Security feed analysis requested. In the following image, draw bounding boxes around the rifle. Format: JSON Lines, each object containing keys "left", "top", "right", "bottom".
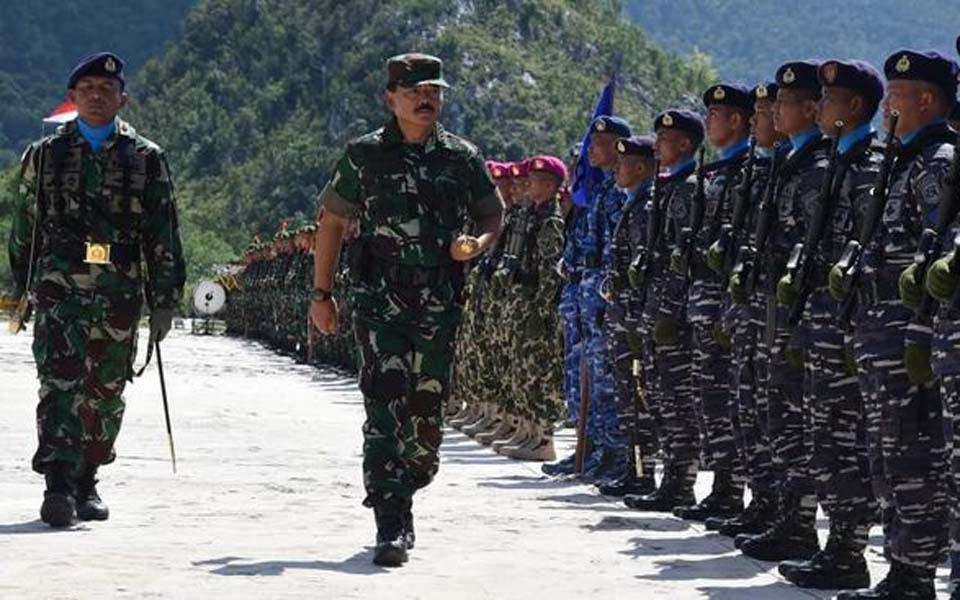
{"left": 627, "top": 161, "right": 662, "bottom": 295}
{"left": 913, "top": 127, "right": 960, "bottom": 324}
{"left": 498, "top": 200, "right": 535, "bottom": 283}
{"left": 835, "top": 112, "right": 900, "bottom": 325}
{"left": 744, "top": 142, "right": 786, "bottom": 297}
{"left": 10, "top": 144, "right": 45, "bottom": 335}
{"left": 784, "top": 121, "right": 845, "bottom": 326}
{"left": 672, "top": 146, "right": 707, "bottom": 286}
{"left": 717, "top": 139, "right": 758, "bottom": 281}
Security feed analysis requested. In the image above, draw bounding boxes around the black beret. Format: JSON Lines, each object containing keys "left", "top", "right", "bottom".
{"left": 702, "top": 83, "right": 754, "bottom": 115}
{"left": 818, "top": 59, "right": 885, "bottom": 108}
{"left": 68, "top": 52, "right": 125, "bottom": 90}
{"left": 884, "top": 49, "right": 960, "bottom": 98}
{"left": 776, "top": 60, "right": 822, "bottom": 93}
{"left": 654, "top": 109, "right": 705, "bottom": 147}
{"left": 591, "top": 115, "right": 632, "bottom": 138}
{"left": 616, "top": 135, "right": 655, "bottom": 158}
{"left": 751, "top": 81, "right": 779, "bottom": 102}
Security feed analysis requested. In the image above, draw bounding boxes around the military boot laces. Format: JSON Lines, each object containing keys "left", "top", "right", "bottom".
{"left": 373, "top": 499, "right": 409, "bottom": 567}
{"left": 75, "top": 465, "right": 110, "bottom": 522}
{"left": 40, "top": 462, "right": 77, "bottom": 528}
{"left": 738, "top": 496, "right": 818, "bottom": 561}
{"left": 778, "top": 526, "right": 869, "bottom": 590}
{"left": 673, "top": 470, "right": 743, "bottom": 522}
{"left": 835, "top": 561, "right": 936, "bottom": 600}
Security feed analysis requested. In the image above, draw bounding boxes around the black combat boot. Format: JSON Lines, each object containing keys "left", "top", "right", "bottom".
{"left": 541, "top": 452, "right": 577, "bottom": 477}
{"left": 778, "top": 522, "right": 869, "bottom": 590}
{"left": 597, "top": 470, "right": 656, "bottom": 497}
{"left": 40, "top": 462, "right": 77, "bottom": 528}
{"left": 673, "top": 470, "right": 743, "bottom": 522}
{"left": 583, "top": 448, "right": 626, "bottom": 483}
{"left": 707, "top": 491, "right": 777, "bottom": 535}
{"left": 835, "top": 561, "right": 935, "bottom": 600}
{"left": 623, "top": 466, "right": 695, "bottom": 512}
{"left": 373, "top": 498, "right": 408, "bottom": 567}
{"left": 75, "top": 464, "right": 110, "bottom": 521}
{"left": 738, "top": 493, "right": 818, "bottom": 561}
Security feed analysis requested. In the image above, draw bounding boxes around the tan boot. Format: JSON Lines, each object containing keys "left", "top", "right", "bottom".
{"left": 476, "top": 412, "right": 513, "bottom": 445}
{"left": 487, "top": 415, "right": 519, "bottom": 446}
{"left": 496, "top": 419, "right": 531, "bottom": 454}
{"left": 502, "top": 421, "right": 541, "bottom": 457}
{"left": 445, "top": 398, "right": 463, "bottom": 419}
{"left": 449, "top": 403, "right": 478, "bottom": 429}
{"left": 457, "top": 402, "right": 489, "bottom": 432}
{"left": 463, "top": 404, "right": 497, "bottom": 437}
{"left": 505, "top": 424, "right": 556, "bottom": 462}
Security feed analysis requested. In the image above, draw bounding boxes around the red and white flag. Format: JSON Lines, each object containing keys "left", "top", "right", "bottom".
{"left": 43, "top": 99, "right": 78, "bottom": 124}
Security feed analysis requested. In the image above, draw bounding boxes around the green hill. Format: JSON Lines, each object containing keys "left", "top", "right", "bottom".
{"left": 129, "top": 0, "right": 713, "bottom": 251}
{"left": 0, "top": 0, "right": 196, "bottom": 167}
{"left": 625, "top": 0, "right": 959, "bottom": 84}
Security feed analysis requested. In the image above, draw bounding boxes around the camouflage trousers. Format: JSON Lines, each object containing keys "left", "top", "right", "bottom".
{"left": 761, "top": 297, "right": 816, "bottom": 520}
{"left": 31, "top": 290, "right": 140, "bottom": 473}
{"left": 727, "top": 299, "right": 777, "bottom": 495}
{"left": 606, "top": 298, "right": 659, "bottom": 475}
{"left": 854, "top": 302, "right": 949, "bottom": 571}
{"left": 559, "top": 282, "right": 582, "bottom": 425}
{"left": 934, "top": 312, "right": 960, "bottom": 583}
{"left": 580, "top": 270, "right": 623, "bottom": 452}
{"left": 688, "top": 281, "right": 741, "bottom": 480}
{"left": 801, "top": 291, "right": 875, "bottom": 548}
{"left": 642, "top": 306, "right": 699, "bottom": 475}
{"left": 354, "top": 313, "right": 456, "bottom": 507}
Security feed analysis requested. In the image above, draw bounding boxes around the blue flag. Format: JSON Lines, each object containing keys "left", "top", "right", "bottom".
{"left": 570, "top": 79, "right": 615, "bottom": 208}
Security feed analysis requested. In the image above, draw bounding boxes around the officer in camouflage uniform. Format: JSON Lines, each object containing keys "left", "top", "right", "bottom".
{"left": 580, "top": 115, "right": 632, "bottom": 479}
{"left": 8, "top": 52, "right": 185, "bottom": 528}
{"left": 624, "top": 110, "right": 703, "bottom": 512}
{"left": 310, "top": 53, "right": 504, "bottom": 567}
{"left": 737, "top": 61, "right": 829, "bottom": 563}
{"left": 843, "top": 49, "right": 957, "bottom": 600}
{"left": 777, "top": 59, "right": 884, "bottom": 591}
{"left": 499, "top": 156, "right": 567, "bottom": 461}
{"left": 671, "top": 83, "right": 753, "bottom": 523}
{"left": 706, "top": 81, "right": 786, "bottom": 538}
{"left": 597, "top": 135, "right": 659, "bottom": 496}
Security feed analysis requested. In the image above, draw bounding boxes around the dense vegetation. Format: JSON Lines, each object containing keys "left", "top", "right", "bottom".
{"left": 625, "top": 0, "right": 959, "bottom": 83}
{"left": 2, "top": 0, "right": 715, "bottom": 300}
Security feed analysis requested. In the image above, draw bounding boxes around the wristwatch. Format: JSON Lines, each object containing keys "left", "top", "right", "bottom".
{"left": 311, "top": 288, "right": 333, "bottom": 303}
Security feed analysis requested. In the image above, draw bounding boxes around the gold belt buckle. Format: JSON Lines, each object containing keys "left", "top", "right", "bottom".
{"left": 84, "top": 242, "right": 112, "bottom": 265}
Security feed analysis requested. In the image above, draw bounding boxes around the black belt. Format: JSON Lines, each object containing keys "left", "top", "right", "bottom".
{"left": 45, "top": 240, "right": 141, "bottom": 265}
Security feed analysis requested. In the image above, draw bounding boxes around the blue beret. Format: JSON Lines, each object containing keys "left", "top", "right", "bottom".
{"left": 751, "top": 81, "right": 779, "bottom": 102}
{"left": 776, "top": 60, "right": 822, "bottom": 93}
{"left": 819, "top": 59, "right": 885, "bottom": 109}
{"left": 702, "top": 83, "right": 754, "bottom": 115}
{"left": 884, "top": 49, "right": 960, "bottom": 98}
{"left": 68, "top": 52, "right": 125, "bottom": 90}
{"left": 591, "top": 115, "right": 632, "bottom": 138}
{"left": 616, "top": 135, "right": 655, "bottom": 157}
{"left": 654, "top": 109, "right": 705, "bottom": 146}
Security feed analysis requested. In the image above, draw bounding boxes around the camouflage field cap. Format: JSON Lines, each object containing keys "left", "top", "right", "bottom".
{"left": 387, "top": 53, "right": 450, "bottom": 88}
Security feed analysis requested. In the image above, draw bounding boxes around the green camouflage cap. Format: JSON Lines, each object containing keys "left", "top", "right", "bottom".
{"left": 386, "top": 53, "right": 449, "bottom": 88}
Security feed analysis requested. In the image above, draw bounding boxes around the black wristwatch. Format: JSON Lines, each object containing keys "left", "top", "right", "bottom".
{"left": 311, "top": 288, "right": 333, "bottom": 303}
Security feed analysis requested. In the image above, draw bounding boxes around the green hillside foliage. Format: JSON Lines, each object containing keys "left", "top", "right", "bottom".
{"left": 0, "top": 0, "right": 196, "bottom": 167}
{"left": 625, "top": 0, "right": 959, "bottom": 83}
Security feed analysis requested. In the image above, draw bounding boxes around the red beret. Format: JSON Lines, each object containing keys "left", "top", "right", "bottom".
{"left": 525, "top": 155, "right": 568, "bottom": 181}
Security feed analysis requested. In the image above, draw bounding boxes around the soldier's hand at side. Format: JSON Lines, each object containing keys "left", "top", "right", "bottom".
{"left": 450, "top": 235, "right": 481, "bottom": 262}
{"left": 828, "top": 263, "right": 850, "bottom": 301}
{"left": 898, "top": 263, "right": 923, "bottom": 310}
{"left": 926, "top": 253, "right": 959, "bottom": 303}
{"left": 776, "top": 273, "right": 798, "bottom": 306}
{"left": 310, "top": 299, "right": 338, "bottom": 335}
{"left": 149, "top": 308, "right": 174, "bottom": 343}
{"left": 706, "top": 240, "right": 724, "bottom": 274}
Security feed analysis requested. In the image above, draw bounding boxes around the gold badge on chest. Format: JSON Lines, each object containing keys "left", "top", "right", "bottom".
{"left": 84, "top": 242, "right": 112, "bottom": 265}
